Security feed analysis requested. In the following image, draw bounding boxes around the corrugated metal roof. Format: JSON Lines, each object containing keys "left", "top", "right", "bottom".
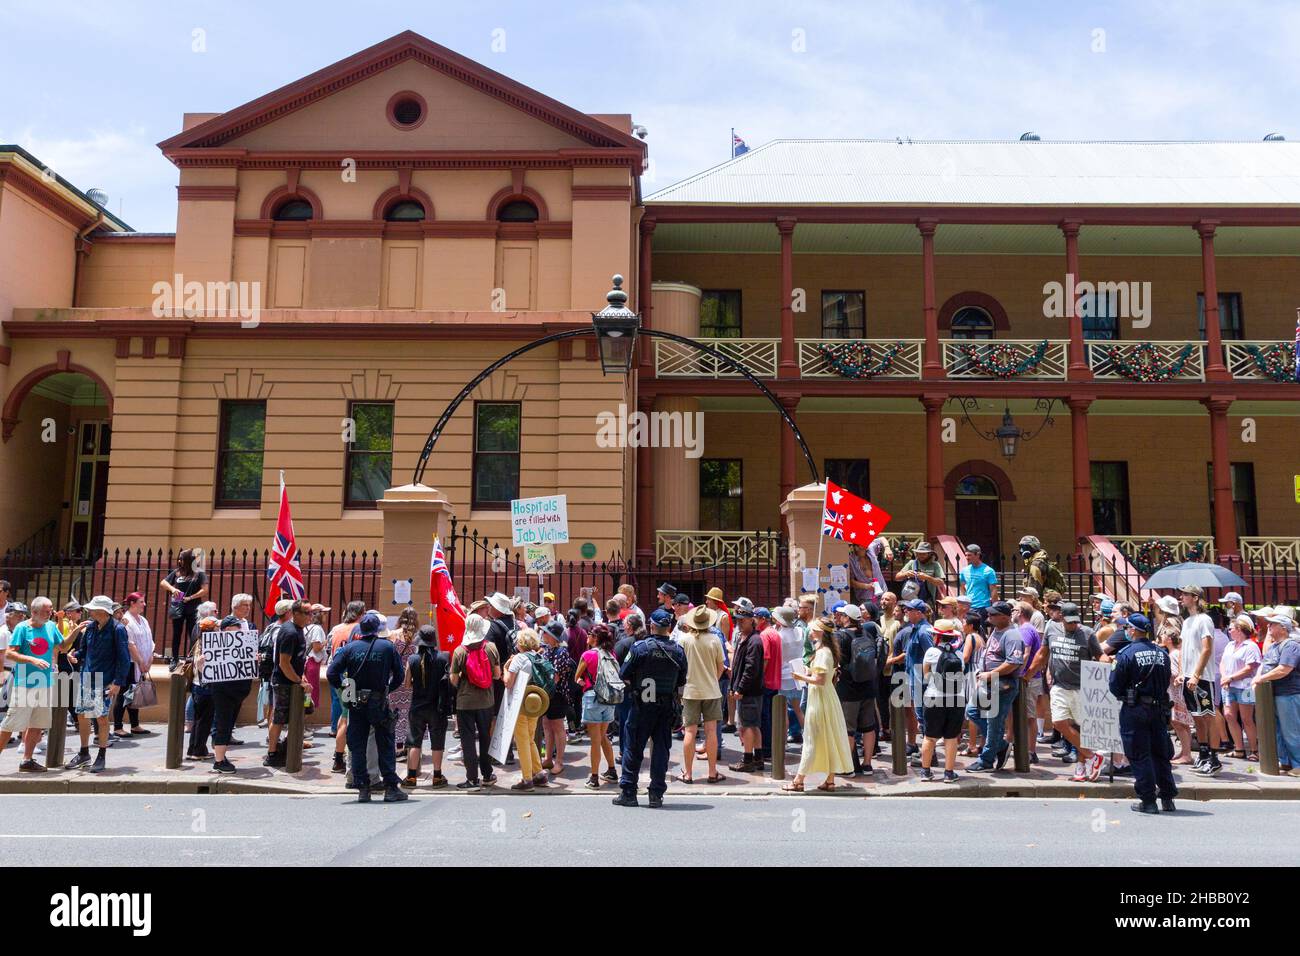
{"left": 646, "top": 139, "right": 1300, "bottom": 207}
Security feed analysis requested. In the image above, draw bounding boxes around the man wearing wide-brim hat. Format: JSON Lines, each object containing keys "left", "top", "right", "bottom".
{"left": 66, "top": 595, "right": 132, "bottom": 773}
{"left": 447, "top": 614, "right": 500, "bottom": 790}
{"left": 482, "top": 593, "right": 516, "bottom": 717}
{"left": 704, "top": 586, "right": 733, "bottom": 643}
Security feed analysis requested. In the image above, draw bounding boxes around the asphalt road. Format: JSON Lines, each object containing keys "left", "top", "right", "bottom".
{"left": 1, "top": 794, "right": 1295, "bottom": 866}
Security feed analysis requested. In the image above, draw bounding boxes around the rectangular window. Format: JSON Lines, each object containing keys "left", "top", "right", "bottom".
{"left": 824, "top": 458, "right": 870, "bottom": 501}
{"left": 472, "top": 402, "right": 521, "bottom": 510}
{"left": 699, "top": 290, "right": 742, "bottom": 338}
{"left": 1197, "top": 292, "right": 1244, "bottom": 341}
{"left": 821, "top": 290, "right": 866, "bottom": 338}
{"left": 216, "top": 401, "right": 266, "bottom": 508}
{"left": 700, "top": 458, "right": 743, "bottom": 532}
{"left": 1090, "top": 461, "right": 1131, "bottom": 536}
{"left": 344, "top": 402, "right": 394, "bottom": 508}
{"left": 1079, "top": 289, "right": 1120, "bottom": 340}
{"left": 1208, "top": 461, "right": 1259, "bottom": 538}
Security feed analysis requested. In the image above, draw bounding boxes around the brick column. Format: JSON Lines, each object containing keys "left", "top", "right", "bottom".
{"left": 922, "top": 394, "right": 946, "bottom": 538}
{"left": 1067, "top": 397, "right": 1094, "bottom": 543}
{"left": 1061, "top": 220, "right": 1092, "bottom": 379}
{"left": 1204, "top": 396, "right": 1239, "bottom": 558}
{"left": 777, "top": 217, "right": 799, "bottom": 379}
{"left": 1197, "top": 221, "right": 1231, "bottom": 382}
{"left": 637, "top": 216, "right": 655, "bottom": 375}
{"left": 635, "top": 393, "right": 654, "bottom": 561}
{"left": 919, "top": 220, "right": 944, "bottom": 379}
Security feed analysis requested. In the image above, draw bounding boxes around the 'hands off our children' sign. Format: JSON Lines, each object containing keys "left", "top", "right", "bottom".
{"left": 511, "top": 495, "right": 569, "bottom": 546}
{"left": 199, "top": 630, "right": 259, "bottom": 684}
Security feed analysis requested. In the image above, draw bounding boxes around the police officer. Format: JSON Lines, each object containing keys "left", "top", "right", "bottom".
{"left": 613, "top": 608, "right": 687, "bottom": 808}
{"left": 327, "top": 611, "right": 408, "bottom": 803}
{"left": 1108, "top": 613, "right": 1177, "bottom": 814}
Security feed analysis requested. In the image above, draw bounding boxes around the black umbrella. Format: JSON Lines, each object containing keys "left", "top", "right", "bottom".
{"left": 1143, "top": 562, "right": 1246, "bottom": 592}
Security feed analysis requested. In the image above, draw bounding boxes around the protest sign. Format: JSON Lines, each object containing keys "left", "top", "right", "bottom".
{"left": 511, "top": 495, "right": 569, "bottom": 546}
{"left": 1080, "top": 660, "right": 1123, "bottom": 754}
{"left": 199, "top": 630, "right": 258, "bottom": 684}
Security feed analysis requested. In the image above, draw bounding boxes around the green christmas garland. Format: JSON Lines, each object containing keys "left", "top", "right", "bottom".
{"left": 1108, "top": 342, "right": 1194, "bottom": 382}
{"left": 1244, "top": 342, "right": 1297, "bottom": 383}
{"left": 1131, "top": 538, "right": 1207, "bottom": 575}
{"left": 959, "top": 339, "right": 1050, "bottom": 379}
{"left": 818, "top": 341, "right": 905, "bottom": 379}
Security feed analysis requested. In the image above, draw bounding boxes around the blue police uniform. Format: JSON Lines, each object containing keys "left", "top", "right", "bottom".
{"left": 616, "top": 630, "right": 687, "bottom": 805}
{"left": 327, "top": 630, "right": 404, "bottom": 794}
{"left": 1108, "top": 624, "right": 1177, "bottom": 810}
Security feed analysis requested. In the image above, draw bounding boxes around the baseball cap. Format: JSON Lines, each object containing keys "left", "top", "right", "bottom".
{"left": 1221, "top": 592, "right": 1244, "bottom": 605}
{"left": 1128, "top": 613, "right": 1152, "bottom": 634}
{"left": 672, "top": 592, "right": 692, "bottom": 606}
{"left": 836, "top": 604, "right": 862, "bottom": 621}
{"left": 753, "top": 607, "right": 772, "bottom": 620}
{"left": 1059, "top": 601, "right": 1082, "bottom": 623}
{"left": 275, "top": 598, "right": 294, "bottom": 616}
{"left": 219, "top": 614, "right": 242, "bottom": 629}
{"left": 542, "top": 591, "right": 556, "bottom": 602}
{"left": 648, "top": 608, "right": 675, "bottom": 628}
{"left": 989, "top": 600, "right": 1014, "bottom": 617}
{"left": 1179, "top": 585, "right": 1205, "bottom": 598}
{"left": 358, "top": 611, "right": 385, "bottom": 637}
{"left": 1100, "top": 599, "right": 1115, "bottom": 615}
{"left": 732, "top": 597, "right": 755, "bottom": 614}
{"left": 828, "top": 599, "right": 847, "bottom": 614}
{"left": 903, "top": 598, "right": 929, "bottom": 612}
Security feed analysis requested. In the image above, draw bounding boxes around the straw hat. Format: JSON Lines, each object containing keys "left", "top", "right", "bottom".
{"left": 522, "top": 684, "right": 550, "bottom": 718}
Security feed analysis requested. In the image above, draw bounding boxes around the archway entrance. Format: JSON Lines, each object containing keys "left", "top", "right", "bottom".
{"left": 1, "top": 367, "right": 113, "bottom": 557}
{"left": 954, "top": 474, "right": 1001, "bottom": 560}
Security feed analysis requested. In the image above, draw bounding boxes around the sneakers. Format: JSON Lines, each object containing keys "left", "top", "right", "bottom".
{"left": 993, "top": 744, "right": 1011, "bottom": 771}
{"left": 331, "top": 753, "right": 346, "bottom": 774}
{"left": 1086, "top": 752, "right": 1106, "bottom": 782}
{"left": 455, "top": 779, "right": 481, "bottom": 792}
{"left": 210, "top": 759, "right": 237, "bottom": 775}
{"left": 584, "top": 774, "right": 600, "bottom": 790}
{"left": 481, "top": 774, "right": 498, "bottom": 787}
{"left": 18, "top": 759, "right": 46, "bottom": 773}
{"left": 383, "top": 786, "right": 409, "bottom": 803}
{"left": 1071, "top": 762, "right": 1088, "bottom": 782}
{"left": 509, "top": 780, "right": 534, "bottom": 792}
{"left": 1130, "top": 800, "right": 1159, "bottom": 814}
{"left": 966, "top": 761, "right": 994, "bottom": 773}
{"left": 942, "top": 770, "right": 959, "bottom": 783}
{"left": 919, "top": 767, "right": 935, "bottom": 782}
{"left": 429, "top": 773, "right": 448, "bottom": 789}
{"left": 611, "top": 791, "right": 639, "bottom": 807}
{"left": 401, "top": 774, "right": 419, "bottom": 789}
{"left": 262, "top": 751, "right": 286, "bottom": 768}
{"left": 89, "top": 752, "right": 106, "bottom": 774}
{"left": 601, "top": 768, "right": 618, "bottom": 782}
{"left": 66, "top": 752, "right": 92, "bottom": 770}
{"left": 1194, "top": 756, "right": 1223, "bottom": 776}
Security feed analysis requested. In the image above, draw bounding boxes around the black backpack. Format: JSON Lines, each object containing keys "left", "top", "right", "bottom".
{"left": 257, "top": 622, "right": 282, "bottom": 681}
{"left": 931, "top": 641, "right": 965, "bottom": 704}
{"left": 849, "top": 631, "right": 878, "bottom": 684}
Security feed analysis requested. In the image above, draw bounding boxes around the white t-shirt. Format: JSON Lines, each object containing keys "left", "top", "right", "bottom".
{"left": 305, "top": 623, "right": 328, "bottom": 663}
{"left": 777, "top": 624, "right": 803, "bottom": 691}
{"left": 1180, "top": 612, "right": 1216, "bottom": 681}
{"left": 123, "top": 612, "right": 154, "bottom": 680}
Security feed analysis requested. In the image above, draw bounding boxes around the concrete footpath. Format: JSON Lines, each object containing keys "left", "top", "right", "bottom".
{"left": 2, "top": 718, "right": 1298, "bottom": 800}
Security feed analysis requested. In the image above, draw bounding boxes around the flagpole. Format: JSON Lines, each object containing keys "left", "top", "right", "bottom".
{"left": 813, "top": 482, "right": 827, "bottom": 612}
{"left": 730, "top": 127, "right": 735, "bottom": 160}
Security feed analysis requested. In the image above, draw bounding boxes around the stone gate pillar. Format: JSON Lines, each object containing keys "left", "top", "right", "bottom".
{"left": 377, "top": 483, "right": 455, "bottom": 617}
{"left": 779, "top": 482, "right": 846, "bottom": 608}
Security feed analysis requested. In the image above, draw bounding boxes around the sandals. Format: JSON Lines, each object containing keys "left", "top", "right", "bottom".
{"left": 781, "top": 782, "right": 804, "bottom": 792}
{"left": 816, "top": 781, "right": 838, "bottom": 792}
{"left": 1231, "top": 750, "right": 1247, "bottom": 759}
{"left": 675, "top": 771, "right": 694, "bottom": 784}
{"left": 706, "top": 773, "right": 727, "bottom": 784}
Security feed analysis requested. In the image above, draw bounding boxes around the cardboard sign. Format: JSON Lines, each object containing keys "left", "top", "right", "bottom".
{"left": 511, "top": 495, "right": 569, "bottom": 546}
{"left": 525, "top": 543, "right": 555, "bottom": 575}
{"left": 489, "top": 656, "right": 531, "bottom": 763}
{"left": 199, "top": 630, "right": 258, "bottom": 684}
{"left": 1080, "top": 660, "right": 1124, "bottom": 754}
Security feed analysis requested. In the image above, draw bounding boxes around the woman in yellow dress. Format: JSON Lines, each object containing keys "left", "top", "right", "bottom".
{"left": 785, "top": 618, "right": 854, "bottom": 791}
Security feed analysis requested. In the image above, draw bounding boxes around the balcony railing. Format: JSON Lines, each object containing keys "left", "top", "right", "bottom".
{"left": 941, "top": 339, "right": 1068, "bottom": 380}
{"left": 653, "top": 338, "right": 779, "bottom": 379}
{"left": 1086, "top": 340, "right": 1205, "bottom": 381}
{"left": 798, "top": 339, "right": 923, "bottom": 379}
{"left": 655, "top": 530, "right": 782, "bottom": 565}
{"left": 1223, "top": 341, "right": 1298, "bottom": 382}
{"left": 1110, "top": 535, "right": 1216, "bottom": 572}
{"left": 1239, "top": 537, "right": 1300, "bottom": 570}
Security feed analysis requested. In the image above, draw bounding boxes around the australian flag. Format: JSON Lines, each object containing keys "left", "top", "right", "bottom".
{"left": 732, "top": 130, "right": 749, "bottom": 158}
{"left": 264, "top": 471, "right": 306, "bottom": 615}
{"left": 821, "top": 479, "right": 892, "bottom": 545}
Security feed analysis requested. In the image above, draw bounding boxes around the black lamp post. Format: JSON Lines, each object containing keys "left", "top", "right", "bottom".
{"left": 952, "top": 397, "right": 1057, "bottom": 462}
{"left": 591, "top": 274, "right": 640, "bottom": 375}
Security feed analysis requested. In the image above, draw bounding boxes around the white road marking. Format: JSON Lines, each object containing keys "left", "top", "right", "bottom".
{"left": 0, "top": 834, "right": 261, "bottom": 840}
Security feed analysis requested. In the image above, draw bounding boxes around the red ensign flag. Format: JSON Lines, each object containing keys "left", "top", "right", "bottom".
{"left": 821, "top": 479, "right": 892, "bottom": 546}
{"left": 429, "top": 537, "right": 467, "bottom": 652}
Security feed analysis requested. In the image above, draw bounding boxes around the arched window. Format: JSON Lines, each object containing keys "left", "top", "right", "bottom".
{"left": 384, "top": 200, "right": 426, "bottom": 222}
{"left": 272, "top": 198, "right": 314, "bottom": 221}
{"left": 950, "top": 306, "right": 995, "bottom": 340}
{"left": 955, "top": 474, "right": 999, "bottom": 498}
{"left": 497, "top": 200, "right": 539, "bottom": 223}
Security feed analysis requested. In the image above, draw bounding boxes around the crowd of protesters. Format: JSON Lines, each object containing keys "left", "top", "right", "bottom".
{"left": 3, "top": 537, "right": 1300, "bottom": 803}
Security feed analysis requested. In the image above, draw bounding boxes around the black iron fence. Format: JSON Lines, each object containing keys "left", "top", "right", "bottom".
{"left": 0, "top": 547, "right": 381, "bottom": 635}
{"left": 443, "top": 521, "right": 790, "bottom": 613}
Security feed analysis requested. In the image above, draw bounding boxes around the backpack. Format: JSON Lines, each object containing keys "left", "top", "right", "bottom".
{"left": 849, "top": 631, "right": 878, "bottom": 684}
{"left": 525, "top": 651, "right": 556, "bottom": 696}
{"left": 464, "top": 643, "right": 493, "bottom": 689}
{"left": 594, "top": 649, "right": 625, "bottom": 705}
{"left": 1032, "top": 551, "right": 1066, "bottom": 596}
{"left": 258, "top": 622, "right": 282, "bottom": 681}
{"left": 930, "top": 641, "right": 965, "bottom": 705}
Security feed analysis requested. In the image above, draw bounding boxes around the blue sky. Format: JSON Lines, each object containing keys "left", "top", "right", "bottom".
{"left": 2, "top": 0, "right": 1297, "bottom": 231}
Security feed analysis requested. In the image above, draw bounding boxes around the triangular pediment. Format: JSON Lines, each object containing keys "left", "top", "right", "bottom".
{"left": 159, "top": 31, "right": 643, "bottom": 156}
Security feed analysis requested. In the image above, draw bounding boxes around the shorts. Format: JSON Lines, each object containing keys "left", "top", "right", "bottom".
{"left": 544, "top": 690, "right": 569, "bottom": 721}
{"left": 1182, "top": 679, "right": 1216, "bottom": 718}
{"left": 272, "top": 684, "right": 296, "bottom": 725}
{"left": 737, "top": 694, "right": 763, "bottom": 729}
{"left": 1224, "top": 685, "right": 1256, "bottom": 706}
{"left": 73, "top": 674, "right": 112, "bottom": 719}
{"left": 1049, "top": 685, "right": 1083, "bottom": 725}
{"left": 683, "top": 697, "right": 723, "bottom": 725}
{"left": 1024, "top": 674, "right": 1045, "bottom": 699}
{"left": 922, "top": 705, "right": 964, "bottom": 741}
{"left": 581, "top": 689, "right": 615, "bottom": 724}
{"left": 407, "top": 705, "right": 448, "bottom": 750}
{"left": 1, "top": 705, "right": 52, "bottom": 732}
{"left": 841, "top": 698, "right": 878, "bottom": 733}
